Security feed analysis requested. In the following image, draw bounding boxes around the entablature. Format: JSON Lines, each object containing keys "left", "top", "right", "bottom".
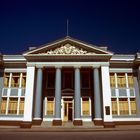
{"left": 26, "top": 61, "right": 110, "bottom": 68}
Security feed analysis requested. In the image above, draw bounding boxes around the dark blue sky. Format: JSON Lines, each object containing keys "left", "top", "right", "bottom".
{"left": 0, "top": 0, "right": 140, "bottom": 54}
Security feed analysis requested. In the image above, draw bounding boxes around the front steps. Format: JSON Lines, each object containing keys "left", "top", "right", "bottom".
{"left": 32, "top": 121, "right": 103, "bottom": 128}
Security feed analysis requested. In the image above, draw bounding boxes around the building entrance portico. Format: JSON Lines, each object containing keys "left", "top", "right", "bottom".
{"left": 19, "top": 37, "right": 117, "bottom": 128}
{"left": 36, "top": 65, "right": 104, "bottom": 126}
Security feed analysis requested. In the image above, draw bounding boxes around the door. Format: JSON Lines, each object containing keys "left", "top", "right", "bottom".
{"left": 63, "top": 100, "right": 73, "bottom": 121}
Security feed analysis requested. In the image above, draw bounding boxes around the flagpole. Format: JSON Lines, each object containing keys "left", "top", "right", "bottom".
{"left": 67, "top": 19, "right": 69, "bottom": 36}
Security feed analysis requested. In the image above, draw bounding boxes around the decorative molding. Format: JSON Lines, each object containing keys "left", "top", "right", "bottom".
{"left": 3, "top": 55, "right": 26, "bottom": 61}
{"left": 4, "top": 68, "right": 27, "bottom": 73}
{"left": 27, "top": 62, "right": 109, "bottom": 68}
{"left": 111, "top": 55, "right": 135, "bottom": 61}
{"left": 40, "top": 43, "right": 96, "bottom": 55}
{"left": 109, "top": 68, "right": 133, "bottom": 73}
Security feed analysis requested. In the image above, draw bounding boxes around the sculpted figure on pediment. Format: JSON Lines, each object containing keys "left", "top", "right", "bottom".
{"left": 42, "top": 43, "right": 95, "bottom": 55}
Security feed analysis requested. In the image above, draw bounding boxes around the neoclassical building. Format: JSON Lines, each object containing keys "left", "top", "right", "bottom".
{"left": 0, "top": 36, "right": 140, "bottom": 128}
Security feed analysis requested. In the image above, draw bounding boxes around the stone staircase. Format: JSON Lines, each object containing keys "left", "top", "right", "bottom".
{"left": 33, "top": 121, "right": 104, "bottom": 129}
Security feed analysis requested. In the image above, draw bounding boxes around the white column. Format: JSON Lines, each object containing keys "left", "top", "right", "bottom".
{"left": 54, "top": 67, "right": 61, "bottom": 120}
{"left": 101, "top": 66, "right": 113, "bottom": 122}
{"left": 23, "top": 66, "right": 35, "bottom": 122}
{"left": 53, "top": 67, "right": 62, "bottom": 125}
{"left": 73, "top": 66, "right": 82, "bottom": 125}
{"left": 34, "top": 68, "right": 43, "bottom": 120}
{"left": 74, "top": 67, "right": 81, "bottom": 120}
{"left": 93, "top": 67, "right": 102, "bottom": 120}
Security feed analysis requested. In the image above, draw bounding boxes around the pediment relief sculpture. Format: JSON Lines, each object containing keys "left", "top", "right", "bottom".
{"left": 39, "top": 43, "right": 95, "bottom": 55}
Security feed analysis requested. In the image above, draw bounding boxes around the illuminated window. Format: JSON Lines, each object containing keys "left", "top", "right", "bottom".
{"left": 110, "top": 73, "right": 115, "bottom": 87}
{"left": 4, "top": 73, "right": 10, "bottom": 87}
{"left": 19, "top": 98, "right": 24, "bottom": 115}
{"left": 22, "top": 73, "right": 26, "bottom": 87}
{"left": 128, "top": 74, "right": 134, "bottom": 88}
{"left": 130, "top": 98, "right": 136, "bottom": 115}
{"left": 111, "top": 98, "right": 118, "bottom": 115}
{"left": 46, "top": 98, "right": 54, "bottom": 116}
{"left": 119, "top": 98, "right": 129, "bottom": 115}
{"left": 82, "top": 98, "right": 90, "bottom": 116}
{"left": 117, "top": 74, "right": 126, "bottom": 88}
{"left": 0, "top": 98, "right": 7, "bottom": 114}
{"left": 11, "top": 73, "right": 20, "bottom": 87}
{"left": 8, "top": 98, "right": 18, "bottom": 114}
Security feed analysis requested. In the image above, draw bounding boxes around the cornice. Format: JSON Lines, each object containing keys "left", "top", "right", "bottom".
{"left": 111, "top": 54, "right": 135, "bottom": 61}
{"left": 3, "top": 55, "right": 26, "bottom": 61}
{"left": 24, "top": 54, "right": 112, "bottom": 62}
{"left": 26, "top": 62, "right": 109, "bottom": 68}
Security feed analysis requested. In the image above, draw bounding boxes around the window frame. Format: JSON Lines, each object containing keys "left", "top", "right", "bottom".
{"left": 8, "top": 98, "right": 18, "bottom": 115}
{"left": 4, "top": 73, "right": 10, "bottom": 87}
{"left": 11, "top": 73, "right": 20, "bottom": 88}
{"left": 110, "top": 72, "right": 136, "bottom": 117}
{"left": 117, "top": 73, "right": 126, "bottom": 88}
{"left": 82, "top": 97, "right": 90, "bottom": 116}
{"left": 46, "top": 97, "right": 54, "bottom": 116}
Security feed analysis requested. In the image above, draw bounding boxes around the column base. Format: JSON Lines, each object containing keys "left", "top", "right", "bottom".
{"left": 73, "top": 120, "right": 83, "bottom": 126}
{"left": 20, "top": 122, "right": 32, "bottom": 128}
{"left": 93, "top": 119, "right": 103, "bottom": 126}
{"left": 52, "top": 120, "right": 62, "bottom": 126}
{"left": 104, "top": 122, "right": 115, "bottom": 128}
{"left": 32, "top": 119, "right": 42, "bottom": 125}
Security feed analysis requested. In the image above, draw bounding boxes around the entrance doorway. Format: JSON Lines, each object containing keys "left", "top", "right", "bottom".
{"left": 63, "top": 98, "right": 73, "bottom": 121}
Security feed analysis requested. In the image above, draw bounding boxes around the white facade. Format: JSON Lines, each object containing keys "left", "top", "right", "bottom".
{"left": 0, "top": 37, "right": 140, "bottom": 128}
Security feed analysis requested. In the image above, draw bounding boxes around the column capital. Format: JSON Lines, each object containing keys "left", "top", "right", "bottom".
{"left": 92, "top": 65, "right": 100, "bottom": 69}
{"left": 26, "top": 63, "right": 35, "bottom": 67}
{"left": 36, "top": 65, "right": 44, "bottom": 69}
{"left": 55, "top": 66, "right": 62, "bottom": 69}
{"left": 74, "top": 65, "right": 81, "bottom": 69}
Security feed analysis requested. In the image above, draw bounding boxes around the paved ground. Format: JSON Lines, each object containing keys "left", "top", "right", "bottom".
{"left": 0, "top": 123, "right": 140, "bottom": 140}
{"left": 1, "top": 123, "right": 140, "bottom": 132}
{"left": 0, "top": 131, "right": 140, "bottom": 140}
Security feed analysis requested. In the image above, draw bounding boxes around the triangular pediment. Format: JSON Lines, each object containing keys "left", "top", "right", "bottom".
{"left": 39, "top": 43, "right": 96, "bottom": 55}
{"left": 23, "top": 37, "right": 113, "bottom": 56}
